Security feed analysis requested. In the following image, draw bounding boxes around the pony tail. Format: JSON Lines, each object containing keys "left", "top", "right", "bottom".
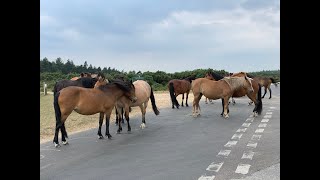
{"left": 169, "top": 82, "right": 180, "bottom": 108}
{"left": 150, "top": 87, "right": 160, "bottom": 115}
{"left": 256, "top": 84, "right": 263, "bottom": 115}
{"left": 53, "top": 92, "right": 63, "bottom": 132}
{"left": 53, "top": 82, "right": 58, "bottom": 97}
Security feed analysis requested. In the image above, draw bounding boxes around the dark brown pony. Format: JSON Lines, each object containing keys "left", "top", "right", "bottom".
{"left": 168, "top": 76, "right": 196, "bottom": 109}
{"left": 192, "top": 75, "right": 254, "bottom": 118}
{"left": 53, "top": 80, "right": 137, "bottom": 147}
{"left": 247, "top": 75, "right": 277, "bottom": 99}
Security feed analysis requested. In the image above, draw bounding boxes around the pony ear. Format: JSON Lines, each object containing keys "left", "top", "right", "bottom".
{"left": 130, "top": 79, "right": 133, "bottom": 84}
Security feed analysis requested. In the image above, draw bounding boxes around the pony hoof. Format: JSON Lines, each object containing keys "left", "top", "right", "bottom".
{"left": 54, "top": 143, "right": 61, "bottom": 148}
{"left": 98, "top": 135, "right": 104, "bottom": 139}
{"left": 140, "top": 123, "right": 146, "bottom": 129}
{"left": 106, "top": 134, "right": 112, "bottom": 139}
{"left": 62, "top": 141, "right": 69, "bottom": 145}
{"left": 205, "top": 102, "right": 208, "bottom": 104}
{"left": 224, "top": 115, "right": 229, "bottom": 119}
{"left": 269, "top": 97, "right": 271, "bottom": 99}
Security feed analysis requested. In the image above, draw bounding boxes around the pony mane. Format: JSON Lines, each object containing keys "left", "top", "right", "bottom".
{"left": 184, "top": 76, "right": 196, "bottom": 83}
{"left": 222, "top": 76, "right": 247, "bottom": 91}
{"left": 79, "top": 77, "right": 97, "bottom": 87}
{"left": 246, "top": 73, "right": 254, "bottom": 78}
{"left": 98, "top": 80, "right": 133, "bottom": 92}
{"left": 209, "top": 72, "right": 224, "bottom": 80}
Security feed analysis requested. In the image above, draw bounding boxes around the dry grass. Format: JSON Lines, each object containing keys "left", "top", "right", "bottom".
{"left": 40, "top": 91, "right": 195, "bottom": 143}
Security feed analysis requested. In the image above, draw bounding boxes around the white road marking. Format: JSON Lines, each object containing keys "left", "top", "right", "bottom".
{"left": 251, "top": 134, "right": 262, "bottom": 141}
{"left": 261, "top": 119, "right": 269, "bottom": 123}
{"left": 249, "top": 114, "right": 254, "bottom": 117}
{"left": 247, "top": 142, "right": 258, "bottom": 148}
{"left": 236, "top": 128, "right": 247, "bottom": 133}
{"left": 269, "top": 107, "right": 276, "bottom": 109}
{"left": 266, "top": 112, "right": 273, "bottom": 115}
{"left": 40, "top": 163, "right": 52, "bottom": 170}
{"left": 206, "top": 162, "right": 224, "bottom": 172}
{"left": 40, "top": 149, "right": 61, "bottom": 152}
{"left": 242, "top": 123, "right": 251, "bottom": 127}
{"left": 198, "top": 175, "right": 215, "bottom": 180}
{"left": 246, "top": 118, "right": 254, "bottom": 122}
{"left": 264, "top": 115, "right": 272, "bottom": 118}
{"left": 241, "top": 151, "right": 255, "bottom": 160}
{"left": 224, "top": 141, "right": 238, "bottom": 148}
{"left": 231, "top": 133, "right": 243, "bottom": 140}
{"left": 235, "top": 164, "right": 251, "bottom": 174}
{"left": 217, "top": 149, "right": 231, "bottom": 157}
{"left": 255, "top": 129, "right": 264, "bottom": 133}
{"left": 258, "top": 123, "right": 267, "bottom": 128}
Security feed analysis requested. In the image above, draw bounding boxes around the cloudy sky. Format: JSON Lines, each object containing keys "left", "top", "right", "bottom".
{"left": 40, "top": 0, "right": 280, "bottom": 73}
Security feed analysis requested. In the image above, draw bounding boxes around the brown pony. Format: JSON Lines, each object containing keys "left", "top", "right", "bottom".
{"left": 247, "top": 75, "right": 277, "bottom": 99}
{"left": 191, "top": 76, "right": 254, "bottom": 118}
{"left": 204, "top": 72, "right": 215, "bottom": 104}
{"left": 230, "top": 72, "right": 263, "bottom": 116}
{"left": 53, "top": 80, "right": 137, "bottom": 147}
{"left": 168, "top": 76, "right": 196, "bottom": 109}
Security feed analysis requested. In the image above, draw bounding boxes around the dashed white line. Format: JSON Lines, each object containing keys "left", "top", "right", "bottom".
{"left": 236, "top": 128, "right": 247, "bottom": 133}
{"left": 224, "top": 141, "right": 238, "bottom": 148}
{"left": 217, "top": 149, "right": 231, "bottom": 157}
{"left": 266, "top": 112, "right": 273, "bottom": 115}
{"left": 231, "top": 133, "right": 243, "bottom": 140}
{"left": 247, "top": 142, "right": 258, "bottom": 148}
{"left": 198, "top": 175, "right": 215, "bottom": 180}
{"left": 258, "top": 123, "right": 267, "bottom": 128}
{"left": 269, "top": 107, "right": 276, "bottom": 109}
{"left": 206, "top": 162, "right": 224, "bottom": 172}
{"left": 235, "top": 164, "right": 251, "bottom": 174}
{"left": 264, "top": 115, "right": 272, "bottom": 118}
{"left": 251, "top": 134, "right": 262, "bottom": 141}
{"left": 246, "top": 118, "right": 254, "bottom": 122}
{"left": 261, "top": 119, "right": 269, "bottom": 123}
{"left": 241, "top": 151, "right": 255, "bottom": 160}
{"left": 255, "top": 129, "right": 264, "bottom": 133}
{"left": 242, "top": 123, "right": 251, "bottom": 128}
{"left": 40, "top": 163, "right": 52, "bottom": 170}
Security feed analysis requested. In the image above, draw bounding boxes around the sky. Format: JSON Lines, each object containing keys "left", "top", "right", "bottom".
{"left": 40, "top": 0, "right": 280, "bottom": 73}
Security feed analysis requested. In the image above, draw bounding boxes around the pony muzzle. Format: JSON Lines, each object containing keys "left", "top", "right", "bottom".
{"left": 130, "top": 97, "right": 137, "bottom": 103}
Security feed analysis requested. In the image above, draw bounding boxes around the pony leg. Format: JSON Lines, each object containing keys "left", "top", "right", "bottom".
{"left": 105, "top": 111, "right": 112, "bottom": 139}
{"left": 61, "top": 123, "right": 69, "bottom": 145}
{"left": 262, "top": 87, "right": 267, "bottom": 98}
{"left": 97, "top": 113, "right": 104, "bottom": 139}
{"left": 124, "top": 106, "right": 131, "bottom": 132}
{"left": 53, "top": 122, "right": 61, "bottom": 148}
{"left": 223, "top": 97, "right": 230, "bottom": 118}
{"left": 121, "top": 107, "right": 125, "bottom": 124}
{"left": 232, "top": 97, "right": 236, "bottom": 105}
{"left": 115, "top": 108, "right": 119, "bottom": 125}
{"left": 268, "top": 87, "right": 272, "bottom": 99}
{"left": 117, "top": 108, "right": 123, "bottom": 134}
{"left": 186, "top": 92, "right": 189, "bottom": 107}
{"left": 139, "top": 104, "right": 147, "bottom": 129}
{"left": 205, "top": 97, "right": 208, "bottom": 104}
{"left": 181, "top": 93, "right": 184, "bottom": 107}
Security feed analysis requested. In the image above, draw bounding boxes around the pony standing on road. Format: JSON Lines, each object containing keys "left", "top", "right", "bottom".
{"left": 168, "top": 76, "right": 196, "bottom": 109}
{"left": 53, "top": 80, "right": 137, "bottom": 147}
{"left": 191, "top": 75, "right": 254, "bottom": 118}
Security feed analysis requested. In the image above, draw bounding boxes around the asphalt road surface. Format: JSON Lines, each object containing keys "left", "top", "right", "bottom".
{"left": 41, "top": 85, "right": 280, "bottom": 180}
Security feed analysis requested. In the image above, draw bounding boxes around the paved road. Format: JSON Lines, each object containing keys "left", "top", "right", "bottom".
{"left": 41, "top": 85, "right": 280, "bottom": 180}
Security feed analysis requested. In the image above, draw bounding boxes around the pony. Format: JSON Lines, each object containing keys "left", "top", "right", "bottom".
{"left": 247, "top": 74, "right": 277, "bottom": 99}
{"left": 53, "top": 80, "right": 137, "bottom": 147}
{"left": 53, "top": 72, "right": 105, "bottom": 97}
{"left": 205, "top": 71, "right": 263, "bottom": 117}
{"left": 114, "top": 80, "right": 160, "bottom": 134}
{"left": 168, "top": 76, "right": 196, "bottom": 109}
{"left": 191, "top": 75, "right": 254, "bottom": 118}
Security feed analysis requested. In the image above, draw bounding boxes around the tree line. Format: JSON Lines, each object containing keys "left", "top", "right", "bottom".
{"left": 40, "top": 57, "right": 280, "bottom": 92}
